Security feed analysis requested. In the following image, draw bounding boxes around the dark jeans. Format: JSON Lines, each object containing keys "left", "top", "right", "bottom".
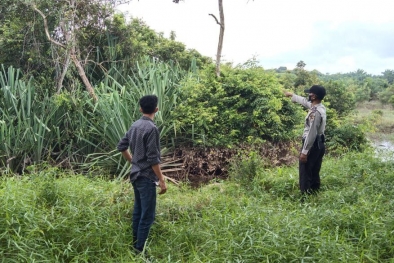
{"left": 299, "top": 136, "right": 325, "bottom": 194}
{"left": 132, "top": 176, "right": 157, "bottom": 251}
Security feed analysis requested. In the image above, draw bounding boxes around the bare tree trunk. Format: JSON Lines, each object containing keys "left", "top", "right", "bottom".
{"left": 30, "top": 3, "right": 98, "bottom": 102}
{"left": 209, "top": 0, "right": 225, "bottom": 77}
{"left": 71, "top": 54, "right": 98, "bottom": 102}
{"left": 57, "top": 51, "right": 71, "bottom": 93}
{"left": 55, "top": 19, "right": 71, "bottom": 94}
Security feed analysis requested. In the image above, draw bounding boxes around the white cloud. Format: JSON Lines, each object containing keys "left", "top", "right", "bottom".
{"left": 117, "top": 0, "right": 394, "bottom": 75}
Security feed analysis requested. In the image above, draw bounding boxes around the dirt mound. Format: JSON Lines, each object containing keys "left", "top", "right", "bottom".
{"left": 164, "top": 141, "right": 298, "bottom": 187}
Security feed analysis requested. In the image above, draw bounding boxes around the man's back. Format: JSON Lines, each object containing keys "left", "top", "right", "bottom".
{"left": 117, "top": 116, "right": 161, "bottom": 182}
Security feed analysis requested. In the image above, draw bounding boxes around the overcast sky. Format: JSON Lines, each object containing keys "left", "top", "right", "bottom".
{"left": 117, "top": 0, "right": 394, "bottom": 75}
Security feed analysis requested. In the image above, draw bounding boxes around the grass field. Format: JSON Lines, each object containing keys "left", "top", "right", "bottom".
{"left": 1, "top": 100, "right": 393, "bottom": 262}
{"left": 1, "top": 150, "right": 394, "bottom": 262}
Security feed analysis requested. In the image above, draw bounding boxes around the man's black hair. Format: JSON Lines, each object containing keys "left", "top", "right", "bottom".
{"left": 139, "top": 95, "right": 158, "bottom": 114}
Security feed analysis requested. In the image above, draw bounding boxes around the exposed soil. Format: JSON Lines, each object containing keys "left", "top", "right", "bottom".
{"left": 163, "top": 141, "right": 299, "bottom": 187}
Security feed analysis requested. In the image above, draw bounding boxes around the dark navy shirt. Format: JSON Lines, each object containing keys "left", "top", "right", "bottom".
{"left": 117, "top": 116, "right": 161, "bottom": 182}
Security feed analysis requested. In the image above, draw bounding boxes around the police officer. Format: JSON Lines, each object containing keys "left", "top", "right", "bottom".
{"left": 284, "top": 85, "right": 327, "bottom": 195}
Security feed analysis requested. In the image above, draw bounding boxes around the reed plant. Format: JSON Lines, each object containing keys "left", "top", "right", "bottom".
{"left": 0, "top": 66, "right": 65, "bottom": 173}
{"left": 79, "top": 56, "right": 186, "bottom": 178}
{"left": 1, "top": 58, "right": 186, "bottom": 176}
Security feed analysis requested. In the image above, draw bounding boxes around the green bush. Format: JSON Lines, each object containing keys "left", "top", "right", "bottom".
{"left": 0, "top": 65, "right": 96, "bottom": 174}
{"left": 173, "top": 64, "right": 302, "bottom": 147}
{"left": 377, "top": 85, "right": 394, "bottom": 104}
{"left": 325, "top": 122, "right": 369, "bottom": 154}
{"left": 323, "top": 80, "right": 356, "bottom": 117}
{"left": 0, "top": 59, "right": 186, "bottom": 175}
{"left": 79, "top": 57, "right": 186, "bottom": 178}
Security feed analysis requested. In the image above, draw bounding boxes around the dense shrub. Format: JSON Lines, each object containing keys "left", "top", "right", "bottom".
{"left": 378, "top": 85, "right": 394, "bottom": 105}
{"left": 323, "top": 80, "right": 356, "bottom": 117}
{"left": 2, "top": 62, "right": 372, "bottom": 177}
{"left": 325, "top": 123, "right": 369, "bottom": 154}
{"left": 172, "top": 64, "right": 303, "bottom": 147}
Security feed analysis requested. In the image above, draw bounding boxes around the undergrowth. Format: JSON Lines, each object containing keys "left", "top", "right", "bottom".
{"left": 1, "top": 150, "right": 393, "bottom": 262}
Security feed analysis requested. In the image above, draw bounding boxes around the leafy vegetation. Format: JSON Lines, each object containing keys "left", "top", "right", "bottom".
{"left": 2, "top": 2, "right": 394, "bottom": 262}
{"left": 173, "top": 63, "right": 303, "bottom": 146}
{"left": 2, "top": 36, "right": 389, "bottom": 176}
{"left": 0, "top": 3, "right": 210, "bottom": 94}
{"left": 0, "top": 59, "right": 188, "bottom": 176}
{"left": 80, "top": 56, "right": 188, "bottom": 178}
{"left": 1, "top": 1, "right": 392, "bottom": 175}
{"left": 1, "top": 151, "right": 393, "bottom": 262}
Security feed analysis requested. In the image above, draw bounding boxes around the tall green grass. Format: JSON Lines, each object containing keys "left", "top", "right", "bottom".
{"left": 80, "top": 56, "right": 186, "bottom": 178}
{"left": 0, "top": 66, "right": 67, "bottom": 173}
{"left": 0, "top": 58, "right": 186, "bottom": 176}
{"left": 1, "top": 151, "right": 393, "bottom": 262}
{"left": 0, "top": 166, "right": 133, "bottom": 262}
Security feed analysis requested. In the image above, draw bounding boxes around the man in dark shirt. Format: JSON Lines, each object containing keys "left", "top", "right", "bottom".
{"left": 117, "top": 95, "right": 167, "bottom": 254}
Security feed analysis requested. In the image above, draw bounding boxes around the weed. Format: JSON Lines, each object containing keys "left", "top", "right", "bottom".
{"left": 1, "top": 151, "right": 394, "bottom": 262}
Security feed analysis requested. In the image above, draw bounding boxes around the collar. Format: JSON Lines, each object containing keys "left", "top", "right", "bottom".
{"left": 141, "top": 116, "right": 154, "bottom": 122}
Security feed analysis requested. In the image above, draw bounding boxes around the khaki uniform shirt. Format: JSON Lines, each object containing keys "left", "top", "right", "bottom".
{"left": 291, "top": 94, "right": 326, "bottom": 155}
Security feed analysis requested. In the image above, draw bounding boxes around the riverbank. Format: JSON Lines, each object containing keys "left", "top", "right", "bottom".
{"left": 354, "top": 100, "right": 394, "bottom": 144}
{"left": 353, "top": 100, "right": 394, "bottom": 160}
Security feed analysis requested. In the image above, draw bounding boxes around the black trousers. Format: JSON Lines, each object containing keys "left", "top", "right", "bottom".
{"left": 299, "top": 136, "right": 325, "bottom": 194}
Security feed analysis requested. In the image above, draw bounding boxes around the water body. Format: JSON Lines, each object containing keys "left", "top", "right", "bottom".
{"left": 373, "top": 140, "right": 394, "bottom": 161}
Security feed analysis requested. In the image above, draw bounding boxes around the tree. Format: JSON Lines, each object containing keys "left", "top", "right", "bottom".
{"left": 293, "top": 61, "right": 318, "bottom": 89}
{"left": 174, "top": 0, "right": 225, "bottom": 77}
{"left": 170, "top": 30, "right": 177, "bottom": 41}
{"left": 0, "top": 1, "right": 50, "bottom": 80}
{"left": 278, "top": 71, "right": 297, "bottom": 90}
{"left": 382, "top": 69, "right": 394, "bottom": 85}
{"left": 350, "top": 69, "right": 370, "bottom": 83}
{"left": 1, "top": 6, "right": 210, "bottom": 92}
{"left": 363, "top": 77, "right": 388, "bottom": 100}
{"left": 22, "top": 0, "right": 131, "bottom": 101}
{"left": 378, "top": 85, "right": 394, "bottom": 104}
{"left": 209, "top": 0, "right": 225, "bottom": 77}
{"left": 102, "top": 15, "right": 211, "bottom": 76}
{"left": 296, "top": 60, "right": 306, "bottom": 69}
{"left": 324, "top": 80, "right": 356, "bottom": 117}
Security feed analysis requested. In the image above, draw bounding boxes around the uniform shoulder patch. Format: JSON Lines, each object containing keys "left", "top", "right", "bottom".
{"left": 308, "top": 110, "right": 316, "bottom": 122}
{"left": 311, "top": 106, "right": 317, "bottom": 113}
